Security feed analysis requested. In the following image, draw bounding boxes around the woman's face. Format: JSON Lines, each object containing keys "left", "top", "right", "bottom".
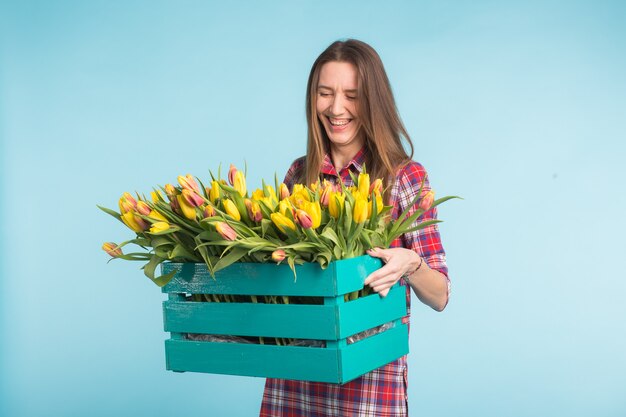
{"left": 316, "top": 61, "right": 364, "bottom": 152}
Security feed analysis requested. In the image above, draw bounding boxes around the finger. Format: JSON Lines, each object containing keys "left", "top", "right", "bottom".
{"left": 364, "top": 263, "right": 395, "bottom": 285}
{"left": 367, "top": 247, "right": 389, "bottom": 262}
{"left": 371, "top": 272, "right": 404, "bottom": 289}
{"left": 371, "top": 283, "right": 391, "bottom": 297}
{"left": 369, "top": 275, "right": 399, "bottom": 291}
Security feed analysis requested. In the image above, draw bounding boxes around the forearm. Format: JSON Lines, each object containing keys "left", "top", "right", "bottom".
{"left": 405, "top": 258, "right": 449, "bottom": 312}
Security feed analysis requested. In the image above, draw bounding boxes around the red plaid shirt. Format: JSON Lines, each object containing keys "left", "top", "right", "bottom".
{"left": 260, "top": 149, "right": 449, "bottom": 417}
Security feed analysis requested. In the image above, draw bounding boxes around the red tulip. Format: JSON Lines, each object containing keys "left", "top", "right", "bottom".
{"left": 295, "top": 209, "right": 313, "bottom": 229}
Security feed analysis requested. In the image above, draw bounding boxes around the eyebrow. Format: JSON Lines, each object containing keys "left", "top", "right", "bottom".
{"left": 317, "top": 85, "right": 358, "bottom": 94}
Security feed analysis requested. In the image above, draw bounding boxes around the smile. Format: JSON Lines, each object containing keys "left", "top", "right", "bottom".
{"left": 329, "top": 118, "right": 351, "bottom": 126}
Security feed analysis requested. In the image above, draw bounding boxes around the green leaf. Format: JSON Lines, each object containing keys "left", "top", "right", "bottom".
{"left": 213, "top": 247, "right": 248, "bottom": 273}
{"left": 142, "top": 255, "right": 175, "bottom": 287}
{"left": 401, "top": 219, "right": 443, "bottom": 234}
{"left": 170, "top": 244, "right": 199, "bottom": 261}
{"left": 287, "top": 255, "right": 297, "bottom": 281}
{"left": 97, "top": 205, "right": 122, "bottom": 221}
{"left": 432, "top": 195, "right": 463, "bottom": 208}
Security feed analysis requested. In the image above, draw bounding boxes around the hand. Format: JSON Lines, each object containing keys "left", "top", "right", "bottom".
{"left": 364, "top": 247, "right": 421, "bottom": 297}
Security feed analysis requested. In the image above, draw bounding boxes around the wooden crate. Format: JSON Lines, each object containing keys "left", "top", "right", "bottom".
{"left": 161, "top": 255, "right": 409, "bottom": 384}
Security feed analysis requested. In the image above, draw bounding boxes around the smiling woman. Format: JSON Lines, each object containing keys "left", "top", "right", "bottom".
{"left": 260, "top": 39, "right": 450, "bottom": 417}
{"left": 316, "top": 61, "right": 363, "bottom": 160}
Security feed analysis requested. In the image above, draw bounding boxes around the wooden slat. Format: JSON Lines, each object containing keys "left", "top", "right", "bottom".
{"left": 164, "top": 339, "right": 342, "bottom": 383}
{"left": 163, "top": 301, "right": 338, "bottom": 340}
{"left": 334, "top": 256, "right": 385, "bottom": 295}
{"left": 337, "top": 284, "right": 407, "bottom": 338}
{"left": 339, "top": 323, "right": 409, "bottom": 384}
{"left": 161, "top": 255, "right": 382, "bottom": 296}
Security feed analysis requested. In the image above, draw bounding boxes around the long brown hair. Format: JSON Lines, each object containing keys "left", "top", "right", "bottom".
{"left": 301, "top": 39, "right": 414, "bottom": 200}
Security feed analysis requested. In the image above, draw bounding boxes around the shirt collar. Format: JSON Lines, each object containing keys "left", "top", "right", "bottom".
{"left": 320, "top": 147, "right": 367, "bottom": 176}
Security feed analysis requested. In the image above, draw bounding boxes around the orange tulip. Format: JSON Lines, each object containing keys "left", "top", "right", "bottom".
{"left": 279, "top": 183, "right": 290, "bottom": 200}
{"left": 102, "top": 242, "right": 123, "bottom": 257}
{"left": 136, "top": 201, "right": 151, "bottom": 216}
{"left": 271, "top": 249, "right": 286, "bottom": 262}
{"left": 418, "top": 190, "right": 435, "bottom": 211}
{"left": 215, "top": 222, "right": 237, "bottom": 241}
{"left": 245, "top": 199, "right": 263, "bottom": 222}
{"left": 182, "top": 189, "right": 204, "bottom": 207}
{"left": 178, "top": 174, "right": 200, "bottom": 193}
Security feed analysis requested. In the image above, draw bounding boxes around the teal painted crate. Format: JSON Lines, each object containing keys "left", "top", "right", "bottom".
{"left": 160, "top": 255, "right": 409, "bottom": 384}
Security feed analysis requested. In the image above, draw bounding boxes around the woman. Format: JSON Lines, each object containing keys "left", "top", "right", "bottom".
{"left": 260, "top": 39, "right": 450, "bottom": 417}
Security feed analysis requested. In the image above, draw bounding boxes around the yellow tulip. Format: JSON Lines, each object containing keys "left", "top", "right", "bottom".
{"left": 148, "top": 209, "right": 167, "bottom": 222}
{"left": 351, "top": 189, "right": 363, "bottom": 200}
{"left": 353, "top": 197, "right": 369, "bottom": 223}
{"left": 176, "top": 195, "right": 197, "bottom": 220}
{"left": 302, "top": 201, "right": 321, "bottom": 228}
{"left": 370, "top": 178, "right": 383, "bottom": 195}
{"left": 290, "top": 186, "right": 310, "bottom": 209}
{"left": 368, "top": 192, "right": 384, "bottom": 217}
{"left": 209, "top": 180, "right": 221, "bottom": 203}
{"left": 358, "top": 172, "right": 370, "bottom": 197}
{"left": 264, "top": 185, "right": 278, "bottom": 204}
{"left": 203, "top": 205, "right": 216, "bottom": 218}
{"left": 252, "top": 188, "right": 265, "bottom": 201}
{"left": 121, "top": 211, "right": 148, "bottom": 232}
{"left": 292, "top": 184, "right": 305, "bottom": 195}
{"left": 151, "top": 190, "right": 164, "bottom": 203}
{"left": 149, "top": 221, "right": 170, "bottom": 233}
{"left": 223, "top": 199, "right": 241, "bottom": 221}
{"left": 233, "top": 171, "right": 247, "bottom": 197}
{"left": 271, "top": 212, "right": 296, "bottom": 233}
{"left": 328, "top": 192, "right": 345, "bottom": 219}
{"left": 164, "top": 184, "right": 177, "bottom": 199}
{"left": 278, "top": 199, "right": 292, "bottom": 216}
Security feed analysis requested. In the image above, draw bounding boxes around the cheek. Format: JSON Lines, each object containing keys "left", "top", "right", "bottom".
{"left": 316, "top": 100, "right": 328, "bottom": 115}
{"left": 348, "top": 103, "right": 359, "bottom": 119}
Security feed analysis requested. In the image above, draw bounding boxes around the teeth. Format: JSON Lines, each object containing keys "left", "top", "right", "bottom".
{"left": 330, "top": 119, "right": 350, "bottom": 126}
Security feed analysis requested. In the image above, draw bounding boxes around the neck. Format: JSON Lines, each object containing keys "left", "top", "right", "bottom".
{"left": 329, "top": 140, "right": 364, "bottom": 173}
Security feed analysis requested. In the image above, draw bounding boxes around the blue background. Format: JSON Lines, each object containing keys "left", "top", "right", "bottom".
{"left": 2, "top": 1, "right": 625, "bottom": 416}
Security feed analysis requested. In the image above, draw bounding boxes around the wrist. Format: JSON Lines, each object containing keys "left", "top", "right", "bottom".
{"left": 404, "top": 255, "right": 424, "bottom": 285}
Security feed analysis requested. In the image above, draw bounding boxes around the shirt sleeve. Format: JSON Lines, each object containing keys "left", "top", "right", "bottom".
{"left": 393, "top": 161, "right": 450, "bottom": 290}
{"left": 282, "top": 156, "right": 306, "bottom": 190}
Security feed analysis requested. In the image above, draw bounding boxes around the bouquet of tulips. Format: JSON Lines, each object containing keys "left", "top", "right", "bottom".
{"left": 100, "top": 164, "right": 455, "bottom": 288}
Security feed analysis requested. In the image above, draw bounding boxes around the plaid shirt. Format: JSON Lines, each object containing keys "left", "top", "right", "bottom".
{"left": 260, "top": 149, "right": 449, "bottom": 417}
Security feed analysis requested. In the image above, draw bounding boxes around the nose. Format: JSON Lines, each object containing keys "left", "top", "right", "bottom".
{"left": 329, "top": 95, "right": 346, "bottom": 116}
